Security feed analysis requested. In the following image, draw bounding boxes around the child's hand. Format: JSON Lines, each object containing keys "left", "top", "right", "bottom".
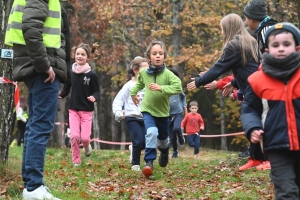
{"left": 222, "top": 82, "right": 233, "bottom": 96}
{"left": 87, "top": 96, "right": 96, "bottom": 102}
{"left": 200, "top": 126, "right": 204, "bottom": 130}
{"left": 250, "top": 130, "right": 264, "bottom": 143}
{"left": 131, "top": 95, "right": 139, "bottom": 106}
{"left": 187, "top": 78, "right": 196, "bottom": 90}
{"left": 148, "top": 83, "right": 161, "bottom": 91}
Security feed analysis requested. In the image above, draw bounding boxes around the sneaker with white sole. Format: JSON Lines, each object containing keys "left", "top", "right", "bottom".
{"left": 131, "top": 165, "right": 141, "bottom": 171}
{"left": 23, "top": 185, "right": 60, "bottom": 200}
{"left": 84, "top": 144, "right": 92, "bottom": 157}
{"left": 129, "top": 144, "right": 133, "bottom": 163}
{"left": 74, "top": 163, "right": 80, "bottom": 167}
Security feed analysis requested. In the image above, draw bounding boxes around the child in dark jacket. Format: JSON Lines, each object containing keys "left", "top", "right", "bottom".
{"left": 241, "top": 22, "right": 300, "bottom": 199}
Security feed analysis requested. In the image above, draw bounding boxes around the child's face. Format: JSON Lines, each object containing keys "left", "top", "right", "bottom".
{"left": 75, "top": 48, "right": 88, "bottom": 65}
{"left": 266, "top": 32, "right": 297, "bottom": 58}
{"left": 189, "top": 105, "right": 198, "bottom": 114}
{"left": 245, "top": 17, "right": 258, "bottom": 31}
{"left": 133, "top": 62, "right": 149, "bottom": 75}
{"left": 149, "top": 44, "right": 165, "bottom": 67}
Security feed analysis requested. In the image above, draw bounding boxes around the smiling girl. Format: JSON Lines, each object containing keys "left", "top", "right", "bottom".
{"left": 59, "top": 43, "right": 100, "bottom": 167}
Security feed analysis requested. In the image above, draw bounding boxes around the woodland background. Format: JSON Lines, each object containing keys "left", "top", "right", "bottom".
{"left": 1, "top": 0, "right": 300, "bottom": 161}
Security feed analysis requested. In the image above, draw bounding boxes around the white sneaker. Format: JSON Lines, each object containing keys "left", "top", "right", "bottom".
{"left": 23, "top": 185, "right": 60, "bottom": 200}
{"left": 129, "top": 144, "right": 133, "bottom": 163}
{"left": 74, "top": 163, "right": 81, "bottom": 167}
{"left": 131, "top": 165, "right": 141, "bottom": 171}
{"left": 84, "top": 144, "right": 92, "bottom": 157}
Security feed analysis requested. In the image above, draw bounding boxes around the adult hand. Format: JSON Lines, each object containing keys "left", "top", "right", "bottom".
{"left": 222, "top": 82, "right": 233, "bottom": 96}
{"left": 87, "top": 96, "right": 96, "bottom": 102}
{"left": 149, "top": 83, "right": 161, "bottom": 91}
{"left": 250, "top": 130, "right": 264, "bottom": 143}
{"left": 44, "top": 66, "right": 55, "bottom": 83}
{"left": 131, "top": 95, "right": 139, "bottom": 106}
{"left": 204, "top": 80, "right": 217, "bottom": 90}
{"left": 187, "top": 78, "right": 196, "bottom": 90}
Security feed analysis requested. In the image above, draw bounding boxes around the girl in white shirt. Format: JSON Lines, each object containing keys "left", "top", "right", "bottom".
{"left": 112, "top": 56, "right": 148, "bottom": 171}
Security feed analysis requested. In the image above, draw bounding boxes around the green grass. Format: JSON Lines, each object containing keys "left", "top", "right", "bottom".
{"left": 1, "top": 146, "right": 274, "bottom": 199}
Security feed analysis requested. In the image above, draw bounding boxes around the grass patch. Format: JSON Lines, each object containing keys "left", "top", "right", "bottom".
{"left": 1, "top": 146, "right": 274, "bottom": 199}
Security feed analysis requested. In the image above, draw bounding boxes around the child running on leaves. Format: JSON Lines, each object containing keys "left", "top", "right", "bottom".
{"left": 181, "top": 101, "right": 204, "bottom": 155}
{"left": 112, "top": 56, "right": 149, "bottom": 171}
{"left": 59, "top": 43, "right": 100, "bottom": 167}
{"left": 130, "top": 40, "right": 182, "bottom": 177}
{"left": 168, "top": 68, "right": 187, "bottom": 158}
{"left": 241, "top": 22, "right": 300, "bottom": 199}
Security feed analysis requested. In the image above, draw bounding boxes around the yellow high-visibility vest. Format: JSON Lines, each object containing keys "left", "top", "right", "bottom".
{"left": 5, "top": 0, "right": 61, "bottom": 48}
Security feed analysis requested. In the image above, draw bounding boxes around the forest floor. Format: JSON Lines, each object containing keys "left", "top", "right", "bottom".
{"left": 0, "top": 145, "right": 274, "bottom": 199}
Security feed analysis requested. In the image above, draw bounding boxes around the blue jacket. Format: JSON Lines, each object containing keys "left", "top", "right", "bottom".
{"left": 169, "top": 91, "right": 186, "bottom": 115}
{"left": 194, "top": 36, "right": 259, "bottom": 94}
{"left": 241, "top": 67, "right": 300, "bottom": 151}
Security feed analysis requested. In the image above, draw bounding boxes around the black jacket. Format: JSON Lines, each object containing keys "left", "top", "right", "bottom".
{"left": 12, "top": 0, "right": 70, "bottom": 83}
{"left": 194, "top": 36, "right": 259, "bottom": 94}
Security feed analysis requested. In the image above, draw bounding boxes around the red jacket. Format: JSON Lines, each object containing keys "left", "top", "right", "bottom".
{"left": 241, "top": 67, "right": 300, "bottom": 151}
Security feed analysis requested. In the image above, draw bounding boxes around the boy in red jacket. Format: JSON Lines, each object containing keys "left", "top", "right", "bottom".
{"left": 181, "top": 101, "right": 204, "bottom": 155}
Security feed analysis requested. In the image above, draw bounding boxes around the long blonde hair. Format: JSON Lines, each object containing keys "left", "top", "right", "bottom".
{"left": 220, "top": 13, "right": 259, "bottom": 65}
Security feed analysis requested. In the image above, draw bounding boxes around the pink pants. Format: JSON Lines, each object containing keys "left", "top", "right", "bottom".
{"left": 69, "top": 109, "right": 93, "bottom": 164}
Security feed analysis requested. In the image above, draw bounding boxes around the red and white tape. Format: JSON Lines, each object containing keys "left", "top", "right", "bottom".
{"left": 0, "top": 77, "right": 19, "bottom": 113}
{"left": 183, "top": 132, "right": 245, "bottom": 138}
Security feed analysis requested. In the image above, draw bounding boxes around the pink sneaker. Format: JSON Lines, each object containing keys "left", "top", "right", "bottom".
{"left": 256, "top": 161, "right": 271, "bottom": 170}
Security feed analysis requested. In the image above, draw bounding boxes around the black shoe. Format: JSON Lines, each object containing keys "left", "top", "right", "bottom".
{"left": 238, "top": 147, "right": 250, "bottom": 158}
{"left": 142, "top": 161, "right": 154, "bottom": 177}
{"left": 159, "top": 150, "right": 169, "bottom": 167}
{"left": 172, "top": 151, "right": 178, "bottom": 158}
{"left": 178, "top": 135, "right": 185, "bottom": 145}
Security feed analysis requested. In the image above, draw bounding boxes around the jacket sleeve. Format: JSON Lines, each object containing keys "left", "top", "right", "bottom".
{"left": 180, "top": 91, "right": 187, "bottom": 107}
{"left": 60, "top": 70, "right": 72, "bottom": 98}
{"left": 90, "top": 72, "right": 100, "bottom": 101}
{"left": 22, "top": 0, "right": 51, "bottom": 73}
{"left": 130, "top": 72, "right": 145, "bottom": 96}
{"left": 112, "top": 83, "right": 128, "bottom": 114}
{"left": 199, "top": 114, "right": 204, "bottom": 129}
{"left": 161, "top": 73, "right": 182, "bottom": 95}
{"left": 217, "top": 74, "right": 234, "bottom": 90}
{"left": 194, "top": 44, "right": 237, "bottom": 87}
{"left": 240, "top": 82, "right": 263, "bottom": 140}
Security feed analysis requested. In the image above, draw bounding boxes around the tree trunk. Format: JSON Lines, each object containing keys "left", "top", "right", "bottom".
{"left": 0, "top": 0, "right": 14, "bottom": 163}
{"left": 219, "top": 91, "right": 227, "bottom": 151}
{"left": 170, "top": 0, "right": 183, "bottom": 73}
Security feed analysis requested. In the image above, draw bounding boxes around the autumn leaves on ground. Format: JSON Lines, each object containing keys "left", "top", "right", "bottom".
{"left": 1, "top": 146, "right": 274, "bottom": 199}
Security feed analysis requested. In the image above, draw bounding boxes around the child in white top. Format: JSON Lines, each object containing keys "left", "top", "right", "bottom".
{"left": 112, "top": 56, "right": 149, "bottom": 171}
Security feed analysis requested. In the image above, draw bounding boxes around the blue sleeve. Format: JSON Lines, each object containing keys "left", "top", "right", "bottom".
{"left": 240, "top": 82, "right": 263, "bottom": 140}
{"left": 194, "top": 44, "right": 238, "bottom": 87}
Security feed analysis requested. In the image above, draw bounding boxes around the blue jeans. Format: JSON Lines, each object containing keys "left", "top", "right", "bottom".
{"left": 142, "top": 112, "right": 169, "bottom": 162}
{"left": 187, "top": 133, "right": 200, "bottom": 154}
{"left": 169, "top": 113, "right": 183, "bottom": 152}
{"left": 125, "top": 117, "right": 146, "bottom": 165}
{"left": 22, "top": 74, "right": 60, "bottom": 191}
